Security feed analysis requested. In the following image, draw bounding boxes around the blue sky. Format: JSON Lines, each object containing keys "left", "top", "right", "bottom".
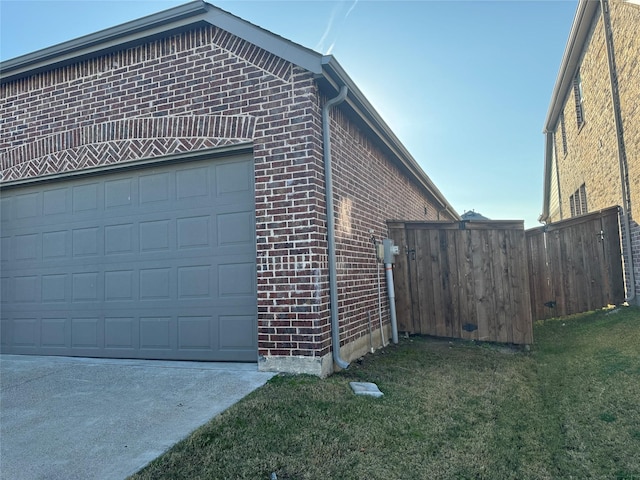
{"left": 0, "top": 0, "right": 578, "bottom": 227}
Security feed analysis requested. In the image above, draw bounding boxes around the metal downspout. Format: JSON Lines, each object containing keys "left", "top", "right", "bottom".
{"left": 322, "top": 85, "right": 350, "bottom": 370}
{"left": 601, "top": 0, "right": 636, "bottom": 303}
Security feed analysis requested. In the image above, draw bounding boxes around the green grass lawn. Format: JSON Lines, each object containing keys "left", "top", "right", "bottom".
{"left": 130, "top": 306, "right": 640, "bottom": 480}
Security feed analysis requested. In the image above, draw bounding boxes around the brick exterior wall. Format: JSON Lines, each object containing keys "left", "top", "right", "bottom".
{"left": 1, "top": 24, "right": 451, "bottom": 373}
{"left": 549, "top": 0, "right": 640, "bottom": 301}
{"left": 327, "top": 106, "right": 449, "bottom": 359}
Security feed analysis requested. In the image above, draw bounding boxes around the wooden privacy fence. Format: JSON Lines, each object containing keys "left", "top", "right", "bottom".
{"left": 525, "top": 206, "right": 624, "bottom": 321}
{"left": 388, "top": 220, "right": 533, "bottom": 345}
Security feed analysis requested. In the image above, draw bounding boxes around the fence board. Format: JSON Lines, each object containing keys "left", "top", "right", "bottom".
{"left": 429, "top": 229, "right": 446, "bottom": 337}
{"left": 456, "top": 229, "right": 475, "bottom": 341}
{"left": 492, "top": 229, "right": 510, "bottom": 343}
{"left": 389, "top": 224, "right": 412, "bottom": 332}
{"left": 602, "top": 212, "right": 626, "bottom": 302}
{"left": 525, "top": 206, "right": 624, "bottom": 320}
{"left": 390, "top": 220, "right": 533, "bottom": 345}
{"left": 510, "top": 228, "right": 534, "bottom": 344}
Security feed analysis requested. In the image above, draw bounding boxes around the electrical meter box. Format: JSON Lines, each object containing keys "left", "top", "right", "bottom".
{"left": 382, "top": 238, "right": 399, "bottom": 264}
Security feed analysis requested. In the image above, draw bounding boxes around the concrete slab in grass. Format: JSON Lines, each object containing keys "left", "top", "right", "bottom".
{"left": 349, "top": 381, "right": 384, "bottom": 397}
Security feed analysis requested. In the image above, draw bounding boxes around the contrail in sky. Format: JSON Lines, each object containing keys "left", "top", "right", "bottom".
{"left": 346, "top": 0, "right": 359, "bottom": 18}
{"left": 316, "top": 0, "right": 359, "bottom": 54}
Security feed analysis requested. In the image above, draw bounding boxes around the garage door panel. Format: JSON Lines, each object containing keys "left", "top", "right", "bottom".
{"left": 1, "top": 277, "right": 10, "bottom": 303}
{"left": 178, "top": 316, "right": 213, "bottom": 350}
{"left": 14, "top": 233, "right": 39, "bottom": 261}
{"left": 12, "top": 318, "right": 38, "bottom": 346}
{"left": 219, "top": 315, "right": 256, "bottom": 350}
{"left": 176, "top": 165, "right": 211, "bottom": 199}
{"left": 14, "top": 192, "right": 40, "bottom": 219}
{"left": 1, "top": 308, "right": 257, "bottom": 360}
{"left": 105, "top": 224, "right": 135, "bottom": 255}
{"left": 216, "top": 160, "right": 253, "bottom": 197}
{"left": 43, "top": 230, "right": 69, "bottom": 259}
{"left": 43, "top": 187, "right": 69, "bottom": 215}
{"left": 105, "top": 271, "right": 135, "bottom": 301}
{"left": 104, "top": 178, "right": 134, "bottom": 209}
{"left": 42, "top": 274, "right": 67, "bottom": 302}
{"left": 1, "top": 155, "right": 257, "bottom": 361}
{"left": 1, "top": 237, "right": 10, "bottom": 263}
{"left": 14, "top": 275, "right": 40, "bottom": 303}
{"left": 41, "top": 318, "right": 68, "bottom": 348}
{"left": 104, "top": 316, "right": 136, "bottom": 349}
{"left": 71, "top": 317, "right": 101, "bottom": 348}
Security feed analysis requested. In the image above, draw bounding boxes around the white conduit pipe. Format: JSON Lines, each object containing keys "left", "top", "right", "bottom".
{"left": 385, "top": 262, "right": 399, "bottom": 344}
{"left": 372, "top": 236, "right": 386, "bottom": 347}
{"left": 377, "top": 261, "right": 386, "bottom": 347}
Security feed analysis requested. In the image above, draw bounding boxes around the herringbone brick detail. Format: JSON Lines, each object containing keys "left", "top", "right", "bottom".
{"left": 0, "top": 137, "right": 243, "bottom": 182}
{"left": 0, "top": 115, "right": 255, "bottom": 178}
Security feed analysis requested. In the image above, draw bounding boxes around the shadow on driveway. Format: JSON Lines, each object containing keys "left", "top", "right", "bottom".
{"left": 0, "top": 355, "right": 275, "bottom": 480}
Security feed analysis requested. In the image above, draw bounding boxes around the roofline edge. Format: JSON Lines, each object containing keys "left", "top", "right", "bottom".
{"left": 320, "top": 55, "right": 459, "bottom": 219}
{"left": 0, "top": 1, "right": 208, "bottom": 80}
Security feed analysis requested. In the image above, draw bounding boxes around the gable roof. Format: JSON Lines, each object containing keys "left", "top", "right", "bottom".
{"left": 0, "top": 0, "right": 458, "bottom": 218}
{"left": 540, "top": 0, "right": 598, "bottom": 223}
{"left": 461, "top": 210, "right": 489, "bottom": 221}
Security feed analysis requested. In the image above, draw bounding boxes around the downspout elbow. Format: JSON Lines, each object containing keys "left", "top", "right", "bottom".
{"left": 322, "top": 85, "right": 350, "bottom": 370}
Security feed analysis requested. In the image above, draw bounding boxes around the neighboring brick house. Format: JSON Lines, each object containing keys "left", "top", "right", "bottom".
{"left": 0, "top": 1, "right": 457, "bottom": 376}
{"left": 540, "top": 0, "right": 640, "bottom": 305}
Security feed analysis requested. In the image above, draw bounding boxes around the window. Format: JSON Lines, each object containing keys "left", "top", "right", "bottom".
{"left": 573, "top": 69, "right": 585, "bottom": 128}
{"left": 579, "top": 183, "right": 588, "bottom": 214}
{"left": 560, "top": 112, "right": 568, "bottom": 155}
{"left": 569, "top": 183, "right": 588, "bottom": 217}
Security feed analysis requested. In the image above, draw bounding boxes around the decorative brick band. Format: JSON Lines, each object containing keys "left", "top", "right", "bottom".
{"left": 0, "top": 115, "right": 255, "bottom": 182}
{"left": 2, "top": 26, "right": 292, "bottom": 96}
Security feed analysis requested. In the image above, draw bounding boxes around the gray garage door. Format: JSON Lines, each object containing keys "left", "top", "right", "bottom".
{"left": 0, "top": 155, "right": 257, "bottom": 361}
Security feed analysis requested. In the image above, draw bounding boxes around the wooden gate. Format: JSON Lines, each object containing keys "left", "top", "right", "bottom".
{"left": 388, "top": 220, "right": 533, "bottom": 345}
{"left": 525, "top": 206, "right": 625, "bottom": 321}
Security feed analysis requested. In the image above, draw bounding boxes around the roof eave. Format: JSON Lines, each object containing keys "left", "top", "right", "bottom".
{"left": 319, "top": 56, "right": 460, "bottom": 219}
{"left": 542, "top": 0, "right": 599, "bottom": 133}
{"left": 0, "top": 0, "right": 323, "bottom": 82}
{"left": 541, "top": 0, "right": 599, "bottom": 224}
{"left": 0, "top": 1, "right": 208, "bottom": 81}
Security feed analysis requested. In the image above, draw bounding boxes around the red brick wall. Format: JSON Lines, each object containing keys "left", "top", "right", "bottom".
{"left": 1, "top": 24, "right": 454, "bottom": 370}
{"left": 326, "top": 106, "right": 454, "bottom": 357}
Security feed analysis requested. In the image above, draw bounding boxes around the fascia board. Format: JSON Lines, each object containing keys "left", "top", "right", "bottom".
{"left": 541, "top": 0, "right": 599, "bottom": 223}
{"left": 1, "top": 0, "right": 323, "bottom": 82}
{"left": 202, "top": 8, "right": 322, "bottom": 74}
{"left": 320, "top": 56, "right": 459, "bottom": 219}
{"left": 1, "top": 1, "right": 208, "bottom": 81}
{"left": 543, "top": 0, "right": 599, "bottom": 133}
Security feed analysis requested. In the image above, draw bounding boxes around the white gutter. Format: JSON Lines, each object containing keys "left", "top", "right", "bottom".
{"left": 540, "top": 0, "right": 596, "bottom": 220}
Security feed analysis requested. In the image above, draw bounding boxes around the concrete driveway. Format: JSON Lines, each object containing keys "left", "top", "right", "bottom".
{"left": 0, "top": 355, "right": 275, "bottom": 480}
